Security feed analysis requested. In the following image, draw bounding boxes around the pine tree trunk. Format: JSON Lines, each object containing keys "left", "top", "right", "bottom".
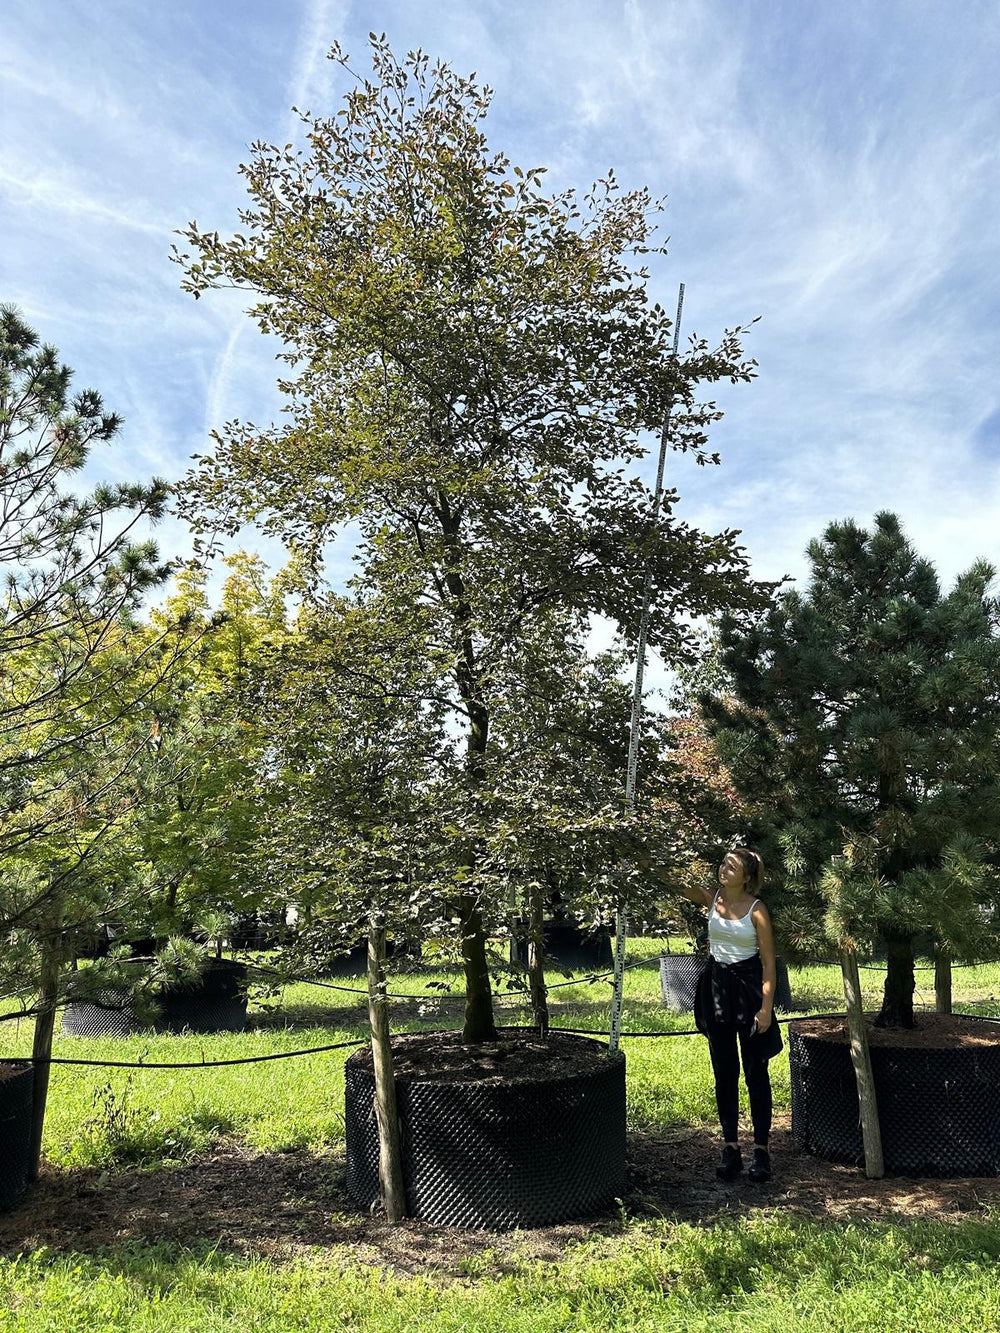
{"left": 29, "top": 897, "right": 64, "bottom": 1181}
{"left": 367, "top": 925, "right": 406, "bottom": 1223}
{"left": 527, "top": 876, "right": 549, "bottom": 1035}
{"left": 876, "top": 929, "right": 916, "bottom": 1028}
{"left": 840, "top": 948, "right": 884, "bottom": 1179}
{"left": 934, "top": 947, "right": 952, "bottom": 1015}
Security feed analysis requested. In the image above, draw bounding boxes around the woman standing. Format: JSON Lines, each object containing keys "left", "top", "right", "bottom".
{"left": 643, "top": 847, "right": 781, "bottom": 1182}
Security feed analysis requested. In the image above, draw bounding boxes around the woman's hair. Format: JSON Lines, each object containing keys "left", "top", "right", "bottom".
{"left": 731, "top": 847, "right": 765, "bottom": 891}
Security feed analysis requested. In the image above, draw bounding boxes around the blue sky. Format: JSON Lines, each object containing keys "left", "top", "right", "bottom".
{"left": 3, "top": 0, "right": 1000, "bottom": 702}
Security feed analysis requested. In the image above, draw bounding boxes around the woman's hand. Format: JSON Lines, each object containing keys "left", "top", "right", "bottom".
{"left": 753, "top": 1009, "right": 772, "bottom": 1034}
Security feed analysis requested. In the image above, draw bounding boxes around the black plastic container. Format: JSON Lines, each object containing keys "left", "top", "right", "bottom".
{"left": 62, "top": 957, "right": 249, "bottom": 1037}
{"left": 345, "top": 1029, "right": 626, "bottom": 1229}
{"left": 511, "top": 923, "right": 613, "bottom": 972}
{"left": 0, "top": 1062, "right": 33, "bottom": 1212}
{"left": 789, "top": 1016, "right": 1000, "bottom": 1176}
{"left": 659, "top": 953, "right": 793, "bottom": 1013}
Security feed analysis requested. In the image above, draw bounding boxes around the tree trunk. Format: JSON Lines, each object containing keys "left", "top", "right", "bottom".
{"left": 367, "top": 925, "right": 406, "bottom": 1223}
{"left": 458, "top": 895, "right": 498, "bottom": 1043}
{"left": 527, "top": 876, "right": 549, "bottom": 1036}
{"left": 876, "top": 929, "right": 916, "bottom": 1028}
{"left": 934, "top": 946, "right": 952, "bottom": 1015}
{"left": 29, "top": 898, "right": 64, "bottom": 1181}
{"left": 435, "top": 491, "right": 499, "bottom": 1045}
{"left": 508, "top": 879, "right": 519, "bottom": 967}
{"left": 840, "top": 948, "right": 884, "bottom": 1179}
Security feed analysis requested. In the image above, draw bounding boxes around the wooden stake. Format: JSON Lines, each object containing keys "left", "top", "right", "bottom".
{"left": 609, "top": 284, "right": 685, "bottom": 1052}
{"left": 29, "top": 895, "right": 64, "bottom": 1181}
{"left": 367, "top": 925, "right": 407, "bottom": 1222}
{"left": 839, "top": 948, "right": 884, "bottom": 1179}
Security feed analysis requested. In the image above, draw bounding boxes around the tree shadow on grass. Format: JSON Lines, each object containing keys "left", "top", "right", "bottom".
{"left": 244, "top": 1003, "right": 368, "bottom": 1032}
{"left": 245, "top": 993, "right": 541, "bottom": 1034}
{"left": 4, "top": 1116, "right": 1000, "bottom": 1282}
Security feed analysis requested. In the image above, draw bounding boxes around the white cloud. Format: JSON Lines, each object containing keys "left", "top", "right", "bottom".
{"left": 0, "top": 160, "right": 174, "bottom": 239}
{"left": 3, "top": 0, "right": 1000, "bottom": 707}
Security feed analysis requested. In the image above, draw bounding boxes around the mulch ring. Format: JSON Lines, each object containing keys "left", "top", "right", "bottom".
{"left": 2, "top": 1114, "right": 998, "bottom": 1280}
{"left": 791, "top": 1012, "right": 1000, "bottom": 1049}
{"left": 349, "top": 1027, "right": 616, "bottom": 1083}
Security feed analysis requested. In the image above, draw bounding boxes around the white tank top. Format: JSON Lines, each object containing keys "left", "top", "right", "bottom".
{"left": 708, "top": 891, "right": 760, "bottom": 963}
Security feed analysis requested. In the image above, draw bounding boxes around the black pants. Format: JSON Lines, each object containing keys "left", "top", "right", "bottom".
{"left": 705, "top": 1022, "right": 773, "bottom": 1145}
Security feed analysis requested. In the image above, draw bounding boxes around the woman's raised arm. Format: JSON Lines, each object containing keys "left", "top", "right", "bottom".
{"left": 636, "top": 852, "right": 714, "bottom": 909}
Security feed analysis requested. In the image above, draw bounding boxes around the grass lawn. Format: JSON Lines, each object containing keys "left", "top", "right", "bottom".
{"left": 1, "top": 941, "right": 999, "bottom": 1330}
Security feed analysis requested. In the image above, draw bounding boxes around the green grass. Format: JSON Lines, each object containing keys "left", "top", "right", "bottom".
{"left": 2, "top": 1216, "right": 1000, "bottom": 1331}
{"left": 1, "top": 941, "right": 997, "bottom": 1170}
{"left": 2, "top": 942, "right": 999, "bottom": 1330}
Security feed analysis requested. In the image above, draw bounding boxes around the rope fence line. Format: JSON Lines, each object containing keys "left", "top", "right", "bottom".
{"left": 1, "top": 952, "right": 994, "bottom": 1070}
{"left": 0, "top": 952, "right": 985, "bottom": 1016}
{"left": 549, "top": 1011, "right": 1000, "bottom": 1039}
{"left": 5, "top": 952, "right": 982, "bottom": 1010}
{"left": 7, "top": 1006, "right": 1000, "bottom": 1069}
{"left": 7, "top": 1038, "right": 366, "bottom": 1070}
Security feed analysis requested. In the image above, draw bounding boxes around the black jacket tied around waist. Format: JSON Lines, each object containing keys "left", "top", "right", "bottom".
{"left": 693, "top": 953, "right": 783, "bottom": 1059}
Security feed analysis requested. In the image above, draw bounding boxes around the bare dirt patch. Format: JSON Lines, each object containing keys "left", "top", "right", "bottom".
{"left": 2, "top": 1114, "right": 998, "bottom": 1279}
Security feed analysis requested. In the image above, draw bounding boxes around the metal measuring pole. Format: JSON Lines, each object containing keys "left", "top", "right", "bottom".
{"left": 608, "top": 282, "right": 685, "bottom": 1051}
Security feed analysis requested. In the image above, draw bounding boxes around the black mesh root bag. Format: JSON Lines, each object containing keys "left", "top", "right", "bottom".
{"left": 345, "top": 1029, "right": 626, "bottom": 1230}
{"left": 659, "top": 954, "right": 705, "bottom": 1012}
{"left": 789, "top": 1017, "right": 1000, "bottom": 1177}
{"left": 62, "top": 958, "right": 249, "bottom": 1037}
{"left": 511, "top": 924, "right": 614, "bottom": 972}
{"left": 660, "top": 954, "right": 793, "bottom": 1013}
{"left": 0, "top": 1062, "right": 33, "bottom": 1213}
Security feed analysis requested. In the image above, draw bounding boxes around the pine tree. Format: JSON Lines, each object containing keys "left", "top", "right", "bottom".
{"left": 699, "top": 511, "right": 1000, "bottom": 1028}
{"left": 0, "top": 306, "right": 173, "bottom": 1172}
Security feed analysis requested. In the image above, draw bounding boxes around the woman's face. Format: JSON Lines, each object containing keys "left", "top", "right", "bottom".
{"left": 718, "top": 852, "right": 748, "bottom": 891}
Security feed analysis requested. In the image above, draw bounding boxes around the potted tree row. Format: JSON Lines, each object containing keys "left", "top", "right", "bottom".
{"left": 61, "top": 557, "right": 282, "bottom": 1039}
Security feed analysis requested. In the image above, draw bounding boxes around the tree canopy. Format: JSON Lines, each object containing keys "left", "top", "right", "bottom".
{"left": 0, "top": 306, "right": 174, "bottom": 989}
{"left": 172, "top": 37, "right": 781, "bottom": 1040}
{"left": 699, "top": 511, "right": 1000, "bottom": 1026}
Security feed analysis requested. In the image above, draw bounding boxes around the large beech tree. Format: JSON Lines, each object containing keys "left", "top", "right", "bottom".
{"left": 172, "top": 38, "right": 779, "bottom": 1041}
{"left": 699, "top": 512, "right": 1000, "bottom": 1028}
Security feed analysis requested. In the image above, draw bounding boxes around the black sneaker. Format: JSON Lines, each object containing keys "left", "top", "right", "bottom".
{"left": 716, "top": 1145, "right": 743, "bottom": 1181}
{"left": 748, "top": 1147, "right": 771, "bottom": 1182}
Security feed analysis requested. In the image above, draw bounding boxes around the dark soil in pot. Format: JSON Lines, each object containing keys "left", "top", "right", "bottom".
{"left": 345, "top": 1027, "right": 626, "bottom": 1230}
{"left": 789, "top": 1013, "right": 1000, "bottom": 1177}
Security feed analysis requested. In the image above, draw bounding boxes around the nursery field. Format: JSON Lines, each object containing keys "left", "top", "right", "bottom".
{"left": 1, "top": 941, "right": 1000, "bottom": 1331}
